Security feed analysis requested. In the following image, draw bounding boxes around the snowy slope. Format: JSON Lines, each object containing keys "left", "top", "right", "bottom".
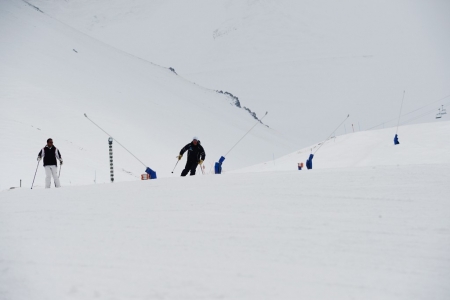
{"left": 0, "top": 0, "right": 291, "bottom": 190}
{"left": 1, "top": 164, "right": 449, "bottom": 299}
{"left": 237, "top": 120, "right": 450, "bottom": 173}
{"left": 26, "top": 0, "right": 450, "bottom": 146}
{"left": 1, "top": 2, "right": 449, "bottom": 299}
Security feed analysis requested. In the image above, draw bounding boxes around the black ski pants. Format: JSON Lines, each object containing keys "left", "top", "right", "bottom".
{"left": 181, "top": 160, "right": 198, "bottom": 176}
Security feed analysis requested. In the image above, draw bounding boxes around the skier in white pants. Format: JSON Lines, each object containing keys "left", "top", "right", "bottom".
{"left": 37, "top": 138, "right": 63, "bottom": 188}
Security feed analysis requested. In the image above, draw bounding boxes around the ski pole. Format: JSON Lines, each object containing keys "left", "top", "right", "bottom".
{"left": 31, "top": 160, "right": 40, "bottom": 189}
{"left": 171, "top": 159, "right": 180, "bottom": 173}
{"left": 59, "top": 164, "right": 62, "bottom": 178}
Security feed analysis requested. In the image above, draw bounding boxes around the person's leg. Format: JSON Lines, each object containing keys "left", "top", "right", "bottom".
{"left": 181, "top": 161, "right": 191, "bottom": 176}
{"left": 189, "top": 162, "right": 197, "bottom": 176}
{"left": 181, "top": 168, "right": 189, "bottom": 176}
{"left": 45, "top": 166, "right": 51, "bottom": 188}
{"left": 51, "top": 166, "right": 61, "bottom": 188}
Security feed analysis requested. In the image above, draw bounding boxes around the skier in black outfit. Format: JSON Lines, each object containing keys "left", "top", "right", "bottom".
{"left": 177, "top": 137, "right": 206, "bottom": 176}
{"left": 37, "top": 138, "right": 63, "bottom": 188}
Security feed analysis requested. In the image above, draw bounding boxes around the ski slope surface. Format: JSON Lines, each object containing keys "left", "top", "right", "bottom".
{"left": 1, "top": 1, "right": 450, "bottom": 299}
{"left": 1, "top": 122, "right": 450, "bottom": 299}
{"left": 1, "top": 163, "right": 449, "bottom": 300}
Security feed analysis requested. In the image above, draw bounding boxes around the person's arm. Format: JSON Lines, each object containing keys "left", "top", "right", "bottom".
{"left": 200, "top": 146, "right": 206, "bottom": 161}
{"left": 179, "top": 144, "right": 190, "bottom": 156}
{"left": 56, "top": 148, "right": 63, "bottom": 164}
{"left": 37, "top": 148, "right": 44, "bottom": 160}
{"left": 177, "top": 144, "right": 189, "bottom": 160}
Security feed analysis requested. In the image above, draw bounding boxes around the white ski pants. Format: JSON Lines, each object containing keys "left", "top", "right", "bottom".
{"left": 45, "top": 165, "right": 61, "bottom": 188}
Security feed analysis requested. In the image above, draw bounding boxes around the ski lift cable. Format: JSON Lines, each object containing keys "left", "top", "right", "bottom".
{"left": 367, "top": 93, "right": 450, "bottom": 130}
{"left": 402, "top": 106, "right": 444, "bottom": 124}
{"left": 400, "top": 103, "right": 448, "bottom": 125}
{"left": 401, "top": 108, "right": 438, "bottom": 125}
{"left": 399, "top": 94, "right": 450, "bottom": 118}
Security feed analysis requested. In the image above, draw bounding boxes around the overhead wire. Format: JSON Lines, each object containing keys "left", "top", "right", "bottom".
{"left": 367, "top": 94, "right": 450, "bottom": 130}
{"left": 400, "top": 103, "right": 449, "bottom": 125}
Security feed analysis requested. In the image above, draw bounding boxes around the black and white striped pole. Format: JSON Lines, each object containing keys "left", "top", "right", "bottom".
{"left": 108, "top": 137, "right": 114, "bottom": 182}
{"left": 84, "top": 113, "right": 157, "bottom": 179}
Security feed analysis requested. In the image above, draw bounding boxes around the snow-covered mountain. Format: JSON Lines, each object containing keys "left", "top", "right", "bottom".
{"left": 25, "top": 0, "right": 450, "bottom": 147}
{"left": 0, "top": 0, "right": 291, "bottom": 190}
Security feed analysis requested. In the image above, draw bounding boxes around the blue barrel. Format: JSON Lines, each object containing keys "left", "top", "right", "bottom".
{"left": 215, "top": 156, "right": 226, "bottom": 174}
{"left": 306, "top": 154, "right": 314, "bottom": 170}
{"left": 145, "top": 167, "right": 157, "bottom": 179}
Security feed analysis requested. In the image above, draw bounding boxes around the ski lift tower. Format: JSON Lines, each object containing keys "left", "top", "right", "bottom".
{"left": 436, "top": 108, "right": 442, "bottom": 119}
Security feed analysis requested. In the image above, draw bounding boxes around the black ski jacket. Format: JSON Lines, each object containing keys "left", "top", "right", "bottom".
{"left": 180, "top": 142, "right": 205, "bottom": 162}
{"left": 38, "top": 146, "right": 62, "bottom": 166}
